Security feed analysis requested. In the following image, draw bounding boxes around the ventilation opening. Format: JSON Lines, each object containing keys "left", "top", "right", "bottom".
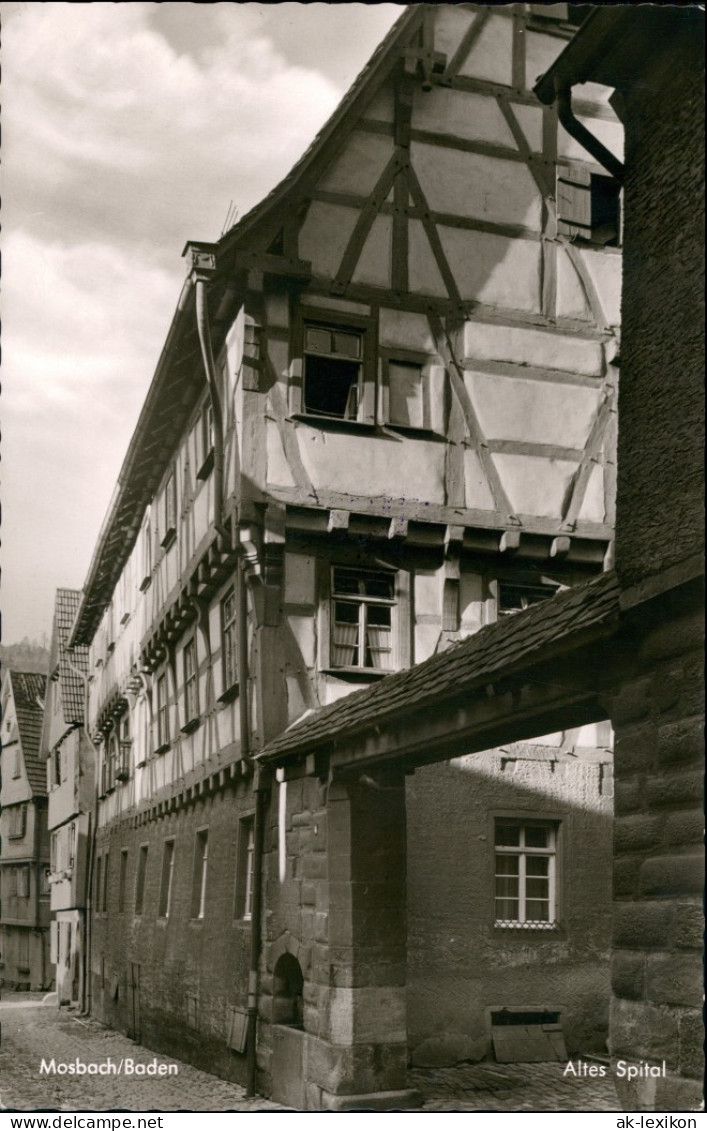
{"left": 491, "top": 1010, "right": 560, "bottom": 1026}
{"left": 491, "top": 1010, "right": 567, "bottom": 1063}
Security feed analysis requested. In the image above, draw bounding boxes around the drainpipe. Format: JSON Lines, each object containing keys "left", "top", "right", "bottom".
{"left": 194, "top": 276, "right": 229, "bottom": 542}
{"left": 556, "top": 82, "right": 624, "bottom": 183}
{"left": 245, "top": 773, "right": 266, "bottom": 1097}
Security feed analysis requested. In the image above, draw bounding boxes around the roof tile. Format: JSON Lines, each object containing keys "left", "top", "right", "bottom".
{"left": 260, "top": 571, "right": 620, "bottom": 762}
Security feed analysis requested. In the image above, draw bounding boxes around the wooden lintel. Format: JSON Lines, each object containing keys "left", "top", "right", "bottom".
{"left": 236, "top": 251, "right": 312, "bottom": 280}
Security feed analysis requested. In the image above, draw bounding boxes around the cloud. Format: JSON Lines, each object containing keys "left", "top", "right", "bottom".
{"left": 3, "top": 3, "right": 345, "bottom": 258}
{"left": 2, "top": 230, "right": 177, "bottom": 637}
{"left": 1, "top": 2, "right": 400, "bottom": 641}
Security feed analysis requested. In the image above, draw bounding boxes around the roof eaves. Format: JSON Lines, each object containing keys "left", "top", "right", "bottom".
{"left": 259, "top": 571, "right": 621, "bottom": 764}
{"left": 216, "top": 6, "right": 423, "bottom": 256}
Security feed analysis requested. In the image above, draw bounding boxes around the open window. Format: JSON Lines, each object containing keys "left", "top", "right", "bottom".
{"left": 497, "top": 580, "right": 562, "bottom": 616}
{"left": 292, "top": 313, "right": 375, "bottom": 425}
{"left": 196, "top": 401, "right": 215, "bottom": 481}
{"left": 161, "top": 471, "right": 177, "bottom": 549}
{"left": 557, "top": 165, "right": 621, "bottom": 247}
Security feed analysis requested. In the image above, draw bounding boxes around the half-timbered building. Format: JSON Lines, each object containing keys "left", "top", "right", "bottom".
{"left": 67, "top": 5, "right": 626, "bottom": 1106}
{"left": 0, "top": 670, "right": 53, "bottom": 990}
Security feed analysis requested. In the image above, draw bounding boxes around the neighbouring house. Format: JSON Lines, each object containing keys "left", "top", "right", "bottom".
{"left": 535, "top": 6, "right": 704, "bottom": 1112}
{"left": 65, "top": 3, "right": 633, "bottom": 1109}
{"left": 0, "top": 670, "right": 53, "bottom": 990}
{"left": 41, "top": 589, "right": 93, "bottom": 1008}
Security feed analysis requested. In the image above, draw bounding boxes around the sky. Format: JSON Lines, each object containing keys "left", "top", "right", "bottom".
{"left": 1, "top": 1, "right": 402, "bottom": 644}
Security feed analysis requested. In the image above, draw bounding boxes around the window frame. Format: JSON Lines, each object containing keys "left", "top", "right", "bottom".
{"left": 158, "top": 838, "right": 176, "bottom": 919}
{"left": 320, "top": 564, "right": 411, "bottom": 678}
{"left": 380, "top": 347, "right": 448, "bottom": 435}
{"left": 118, "top": 849, "right": 129, "bottom": 913}
{"left": 556, "top": 163, "right": 622, "bottom": 248}
{"left": 220, "top": 587, "right": 238, "bottom": 698}
{"left": 234, "top": 815, "right": 255, "bottom": 922}
{"left": 155, "top": 672, "right": 170, "bottom": 753}
{"left": 196, "top": 400, "right": 215, "bottom": 481}
{"left": 493, "top": 818, "right": 560, "bottom": 930}
{"left": 161, "top": 470, "right": 178, "bottom": 549}
{"left": 8, "top": 803, "right": 27, "bottom": 840}
{"left": 290, "top": 309, "right": 376, "bottom": 428}
{"left": 182, "top": 638, "right": 199, "bottom": 731}
{"left": 191, "top": 828, "right": 209, "bottom": 920}
{"left": 134, "top": 844, "right": 149, "bottom": 916}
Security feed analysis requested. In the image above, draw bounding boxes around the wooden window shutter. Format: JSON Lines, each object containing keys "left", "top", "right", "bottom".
{"left": 556, "top": 166, "right": 592, "bottom": 239}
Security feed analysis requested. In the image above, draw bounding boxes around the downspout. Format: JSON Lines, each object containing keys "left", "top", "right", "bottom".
{"left": 237, "top": 545, "right": 268, "bottom": 1097}
{"left": 246, "top": 771, "right": 267, "bottom": 1097}
{"left": 196, "top": 267, "right": 263, "bottom": 1093}
{"left": 194, "top": 276, "right": 229, "bottom": 541}
{"left": 556, "top": 82, "right": 624, "bottom": 182}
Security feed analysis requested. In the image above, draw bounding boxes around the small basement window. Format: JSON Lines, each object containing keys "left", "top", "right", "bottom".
{"left": 303, "top": 323, "right": 364, "bottom": 421}
{"left": 557, "top": 166, "right": 621, "bottom": 247}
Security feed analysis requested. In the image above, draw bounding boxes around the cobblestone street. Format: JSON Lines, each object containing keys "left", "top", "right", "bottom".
{"left": 412, "top": 1060, "right": 620, "bottom": 1112}
{"left": 0, "top": 997, "right": 284, "bottom": 1112}
{"left": 1, "top": 996, "right": 621, "bottom": 1113}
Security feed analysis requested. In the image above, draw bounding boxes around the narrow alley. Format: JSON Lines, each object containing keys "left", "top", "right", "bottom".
{"left": 0, "top": 996, "right": 620, "bottom": 1113}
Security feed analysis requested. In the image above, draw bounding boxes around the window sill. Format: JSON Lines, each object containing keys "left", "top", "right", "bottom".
{"left": 181, "top": 718, "right": 201, "bottom": 736}
{"left": 382, "top": 423, "right": 444, "bottom": 441}
{"left": 196, "top": 450, "right": 214, "bottom": 481}
{"left": 161, "top": 529, "right": 177, "bottom": 550}
{"left": 320, "top": 667, "right": 392, "bottom": 682}
{"left": 290, "top": 413, "right": 376, "bottom": 434}
{"left": 494, "top": 921, "right": 561, "bottom": 932}
{"left": 155, "top": 743, "right": 171, "bottom": 756}
{"left": 217, "top": 682, "right": 240, "bottom": 705}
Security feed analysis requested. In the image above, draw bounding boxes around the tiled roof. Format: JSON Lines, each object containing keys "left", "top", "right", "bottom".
{"left": 260, "top": 571, "right": 621, "bottom": 763}
{"left": 53, "top": 589, "right": 89, "bottom": 725}
{"left": 9, "top": 671, "right": 47, "bottom": 793}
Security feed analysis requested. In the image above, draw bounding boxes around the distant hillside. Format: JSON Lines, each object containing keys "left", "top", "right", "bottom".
{"left": 0, "top": 639, "right": 51, "bottom": 675}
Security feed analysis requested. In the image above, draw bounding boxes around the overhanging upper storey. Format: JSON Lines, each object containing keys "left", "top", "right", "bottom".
{"left": 71, "top": 5, "right": 624, "bottom": 648}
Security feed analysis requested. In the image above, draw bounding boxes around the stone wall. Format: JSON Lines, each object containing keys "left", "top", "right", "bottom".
{"left": 406, "top": 745, "right": 614, "bottom": 1065}
{"left": 609, "top": 586, "right": 703, "bottom": 1111}
{"left": 616, "top": 36, "right": 705, "bottom": 588}
{"left": 91, "top": 777, "right": 255, "bottom": 1086}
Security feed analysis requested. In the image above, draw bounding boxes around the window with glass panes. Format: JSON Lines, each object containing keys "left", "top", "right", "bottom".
{"left": 221, "top": 588, "right": 237, "bottom": 691}
{"left": 235, "top": 816, "right": 255, "bottom": 921}
{"left": 494, "top": 820, "right": 557, "bottom": 928}
{"left": 330, "top": 567, "right": 395, "bottom": 671}
{"left": 183, "top": 639, "right": 199, "bottom": 723}
{"left": 156, "top": 673, "right": 169, "bottom": 749}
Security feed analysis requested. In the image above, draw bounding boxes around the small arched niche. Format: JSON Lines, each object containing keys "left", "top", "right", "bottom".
{"left": 272, "top": 953, "right": 304, "bottom": 1029}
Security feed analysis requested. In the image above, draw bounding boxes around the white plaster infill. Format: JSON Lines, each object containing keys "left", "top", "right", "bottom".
{"left": 463, "top": 321, "right": 605, "bottom": 377}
